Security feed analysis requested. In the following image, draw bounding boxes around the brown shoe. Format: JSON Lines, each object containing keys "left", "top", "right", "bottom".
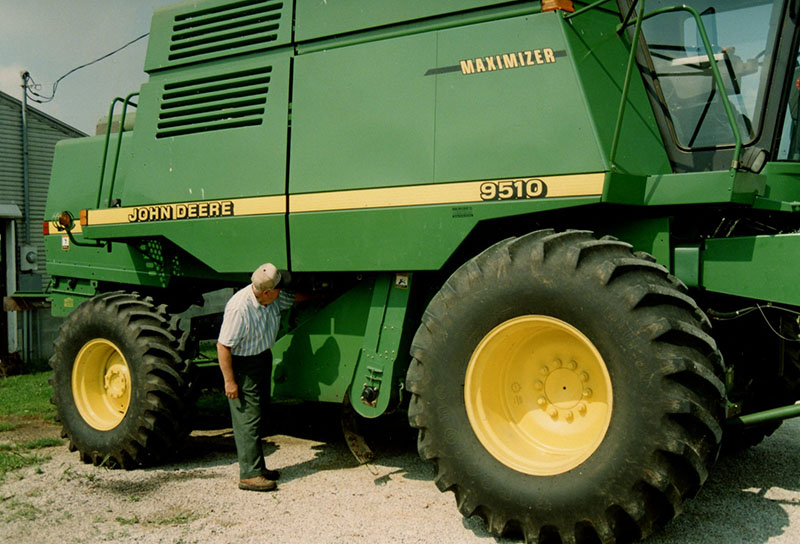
{"left": 262, "top": 468, "right": 280, "bottom": 481}
{"left": 238, "top": 476, "right": 277, "bottom": 492}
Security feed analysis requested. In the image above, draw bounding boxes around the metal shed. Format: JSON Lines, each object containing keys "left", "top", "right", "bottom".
{"left": 0, "top": 88, "right": 85, "bottom": 370}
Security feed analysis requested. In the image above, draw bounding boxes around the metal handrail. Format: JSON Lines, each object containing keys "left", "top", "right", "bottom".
{"left": 96, "top": 92, "right": 139, "bottom": 209}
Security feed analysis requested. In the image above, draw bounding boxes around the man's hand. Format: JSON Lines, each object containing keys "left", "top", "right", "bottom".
{"left": 224, "top": 379, "right": 239, "bottom": 399}
{"left": 217, "top": 342, "right": 238, "bottom": 399}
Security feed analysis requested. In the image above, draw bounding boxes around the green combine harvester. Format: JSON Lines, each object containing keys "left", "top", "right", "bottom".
{"left": 43, "top": 0, "right": 800, "bottom": 541}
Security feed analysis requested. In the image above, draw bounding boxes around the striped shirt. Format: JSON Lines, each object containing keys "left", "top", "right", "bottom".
{"left": 218, "top": 285, "right": 295, "bottom": 356}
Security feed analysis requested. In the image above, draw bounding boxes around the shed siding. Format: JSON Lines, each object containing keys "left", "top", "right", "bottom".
{"left": 0, "top": 91, "right": 85, "bottom": 290}
{"left": 1, "top": 90, "right": 84, "bottom": 366}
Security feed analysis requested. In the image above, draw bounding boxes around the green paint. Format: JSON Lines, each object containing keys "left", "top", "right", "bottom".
{"left": 294, "top": 0, "right": 524, "bottom": 42}
{"left": 271, "top": 278, "right": 375, "bottom": 403}
{"left": 702, "top": 234, "right": 800, "bottom": 305}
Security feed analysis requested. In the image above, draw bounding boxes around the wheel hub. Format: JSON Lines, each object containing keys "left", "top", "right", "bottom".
{"left": 72, "top": 339, "right": 131, "bottom": 431}
{"left": 464, "top": 315, "right": 613, "bottom": 476}
{"left": 104, "top": 367, "right": 128, "bottom": 399}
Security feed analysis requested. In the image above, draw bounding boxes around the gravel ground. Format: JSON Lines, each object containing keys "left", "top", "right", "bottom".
{"left": 2, "top": 405, "right": 800, "bottom": 544}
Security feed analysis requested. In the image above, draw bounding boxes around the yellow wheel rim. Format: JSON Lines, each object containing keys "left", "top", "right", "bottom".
{"left": 465, "top": 315, "right": 612, "bottom": 476}
{"left": 71, "top": 339, "right": 131, "bottom": 431}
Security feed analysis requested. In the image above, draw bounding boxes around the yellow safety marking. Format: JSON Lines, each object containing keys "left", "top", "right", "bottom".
{"left": 84, "top": 195, "right": 285, "bottom": 226}
{"left": 290, "top": 173, "right": 605, "bottom": 213}
{"left": 46, "top": 173, "right": 605, "bottom": 232}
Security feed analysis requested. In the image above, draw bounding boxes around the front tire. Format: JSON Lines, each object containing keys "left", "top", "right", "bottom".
{"left": 406, "top": 230, "right": 725, "bottom": 543}
{"left": 50, "top": 291, "right": 191, "bottom": 468}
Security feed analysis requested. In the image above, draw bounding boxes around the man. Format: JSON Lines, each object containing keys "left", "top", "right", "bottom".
{"left": 217, "top": 263, "right": 294, "bottom": 492}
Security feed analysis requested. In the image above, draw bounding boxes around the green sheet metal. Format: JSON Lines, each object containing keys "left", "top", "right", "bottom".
{"left": 271, "top": 278, "right": 376, "bottom": 403}
{"left": 290, "top": 32, "right": 437, "bottom": 194}
{"left": 642, "top": 171, "right": 765, "bottom": 206}
{"left": 144, "top": 0, "right": 294, "bottom": 73}
{"left": 702, "top": 233, "right": 800, "bottom": 305}
{"left": 294, "top": 0, "right": 520, "bottom": 42}
{"left": 564, "top": 8, "right": 670, "bottom": 177}
{"left": 349, "top": 273, "right": 412, "bottom": 418}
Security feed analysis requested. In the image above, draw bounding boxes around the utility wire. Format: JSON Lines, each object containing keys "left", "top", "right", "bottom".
{"left": 25, "top": 32, "right": 149, "bottom": 104}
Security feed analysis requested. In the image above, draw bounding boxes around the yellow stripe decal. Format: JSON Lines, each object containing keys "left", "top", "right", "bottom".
{"left": 290, "top": 173, "right": 605, "bottom": 213}
{"left": 49, "top": 174, "right": 604, "bottom": 232}
{"left": 85, "top": 196, "right": 285, "bottom": 226}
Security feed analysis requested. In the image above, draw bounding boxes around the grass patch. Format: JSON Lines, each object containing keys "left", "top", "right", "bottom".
{"left": 0, "top": 372, "right": 56, "bottom": 422}
{"left": 19, "top": 437, "right": 62, "bottom": 450}
{"left": 0, "top": 450, "right": 48, "bottom": 478}
{"left": 0, "top": 422, "right": 17, "bottom": 432}
{"left": 2, "top": 498, "right": 43, "bottom": 522}
{"left": 0, "top": 429, "right": 61, "bottom": 481}
{"left": 148, "top": 508, "right": 202, "bottom": 526}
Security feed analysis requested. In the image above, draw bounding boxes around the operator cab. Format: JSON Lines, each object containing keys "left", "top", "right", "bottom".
{"left": 619, "top": 0, "right": 800, "bottom": 173}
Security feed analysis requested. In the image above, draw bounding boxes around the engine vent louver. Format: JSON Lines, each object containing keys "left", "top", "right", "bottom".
{"left": 168, "top": 0, "right": 284, "bottom": 63}
{"left": 156, "top": 66, "right": 271, "bottom": 138}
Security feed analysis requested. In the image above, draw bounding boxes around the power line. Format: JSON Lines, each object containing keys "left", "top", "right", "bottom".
{"left": 25, "top": 32, "right": 149, "bottom": 104}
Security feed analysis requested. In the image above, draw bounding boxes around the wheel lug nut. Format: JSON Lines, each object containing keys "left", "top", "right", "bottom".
{"left": 540, "top": 365, "right": 549, "bottom": 375}
{"left": 577, "top": 402, "right": 587, "bottom": 414}
{"left": 580, "top": 371, "right": 589, "bottom": 382}
{"left": 553, "top": 358, "right": 562, "bottom": 368}
{"left": 534, "top": 380, "right": 544, "bottom": 390}
{"left": 537, "top": 396, "right": 547, "bottom": 407}
{"left": 565, "top": 411, "right": 574, "bottom": 422}
{"left": 583, "top": 388, "right": 593, "bottom": 398}
{"left": 548, "top": 407, "right": 558, "bottom": 419}
{"left": 568, "top": 360, "right": 578, "bottom": 370}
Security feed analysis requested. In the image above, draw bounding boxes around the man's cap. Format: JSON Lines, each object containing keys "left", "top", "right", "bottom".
{"left": 251, "top": 263, "right": 282, "bottom": 291}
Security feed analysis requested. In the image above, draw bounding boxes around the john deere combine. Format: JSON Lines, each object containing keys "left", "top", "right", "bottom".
{"left": 44, "top": 0, "right": 800, "bottom": 541}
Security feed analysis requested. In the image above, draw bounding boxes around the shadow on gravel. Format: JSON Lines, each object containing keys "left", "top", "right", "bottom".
{"left": 98, "top": 469, "right": 223, "bottom": 499}
{"left": 650, "top": 420, "right": 800, "bottom": 544}
{"left": 176, "top": 397, "right": 426, "bottom": 483}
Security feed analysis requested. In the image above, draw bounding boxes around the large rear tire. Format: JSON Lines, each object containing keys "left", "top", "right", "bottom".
{"left": 406, "top": 230, "right": 725, "bottom": 543}
{"left": 50, "top": 291, "right": 191, "bottom": 468}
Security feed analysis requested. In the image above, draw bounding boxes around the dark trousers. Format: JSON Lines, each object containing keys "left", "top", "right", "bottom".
{"left": 228, "top": 349, "right": 273, "bottom": 479}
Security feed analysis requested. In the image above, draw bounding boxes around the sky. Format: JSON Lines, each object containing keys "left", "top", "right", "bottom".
{"left": 0, "top": 0, "right": 179, "bottom": 135}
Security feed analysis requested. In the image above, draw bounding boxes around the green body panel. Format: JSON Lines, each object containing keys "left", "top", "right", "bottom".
{"left": 643, "top": 171, "right": 766, "bottom": 206}
{"left": 271, "top": 278, "right": 379, "bottom": 404}
{"left": 271, "top": 273, "right": 413, "bottom": 413}
{"left": 702, "top": 234, "right": 800, "bottom": 305}
{"left": 83, "top": 215, "right": 287, "bottom": 273}
{"left": 601, "top": 215, "right": 671, "bottom": 266}
{"left": 47, "top": 136, "right": 121, "bottom": 216}
{"left": 290, "top": 11, "right": 653, "bottom": 193}
{"left": 48, "top": 277, "right": 99, "bottom": 318}
{"left": 673, "top": 246, "right": 701, "bottom": 288}
{"left": 294, "top": 0, "right": 516, "bottom": 42}
{"left": 433, "top": 13, "right": 604, "bottom": 179}
{"left": 290, "top": 197, "right": 602, "bottom": 271}
{"left": 602, "top": 171, "right": 767, "bottom": 206}
{"left": 125, "top": 53, "right": 290, "bottom": 205}
{"left": 290, "top": 33, "right": 437, "bottom": 193}
{"left": 348, "top": 274, "right": 412, "bottom": 418}
{"left": 559, "top": 9, "right": 671, "bottom": 177}
{"left": 753, "top": 162, "right": 800, "bottom": 211}
{"left": 144, "top": 0, "right": 295, "bottom": 73}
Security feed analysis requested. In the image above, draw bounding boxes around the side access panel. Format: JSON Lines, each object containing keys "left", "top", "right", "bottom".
{"left": 90, "top": 52, "right": 292, "bottom": 273}
{"left": 288, "top": 11, "right": 609, "bottom": 271}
